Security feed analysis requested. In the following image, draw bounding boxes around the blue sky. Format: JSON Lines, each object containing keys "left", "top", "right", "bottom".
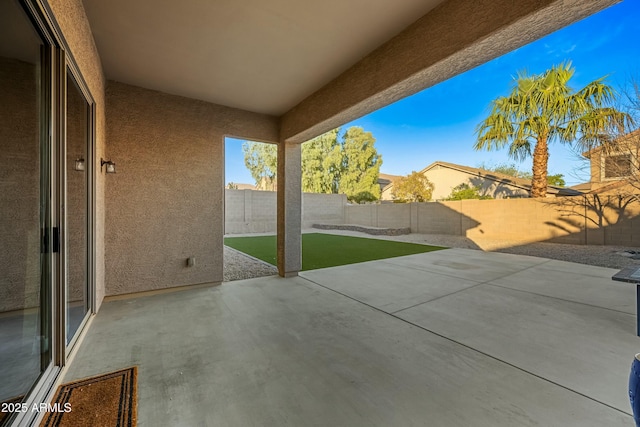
{"left": 226, "top": 0, "right": 639, "bottom": 187}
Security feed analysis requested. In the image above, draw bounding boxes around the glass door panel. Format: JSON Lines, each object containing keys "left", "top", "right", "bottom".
{"left": 0, "top": 0, "right": 52, "bottom": 415}
{"left": 65, "top": 72, "right": 89, "bottom": 344}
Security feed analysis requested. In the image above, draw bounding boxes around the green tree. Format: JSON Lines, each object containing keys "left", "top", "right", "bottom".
{"left": 546, "top": 173, "right": 565, "bottom": 186}
{"left": 478, "top": 162, "right": 529, "bottom": 179}
{"left": 338, "top": 127, "right": 382, "bottom": 202}
{"left": 475, "top": 61, "right": 629, "bottom": 197}
{"left": 392, "top": 171, "right": 434, "bottom": 202}
{"left": 301, "top": 129, "right": 342, "bottom": 193}
{"left": 242, "top": 141, "right": 277, "bottom": 190}
{"left": 242, "top": 127, "right": 383, "bottom": 201}
{"left": 478, "top": 162, "right": 565, "bottom": 186}
{"left": 349, "top": 191, "right": 379, "bottom": 204}
{"left": 444, "top": 184, "right": 492, "bottom": 201}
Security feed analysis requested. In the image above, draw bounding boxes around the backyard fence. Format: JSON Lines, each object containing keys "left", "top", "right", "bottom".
{"left": 225, "top": 189, "right": 346, "bottom": 234}
{"left": 225, "top": 190, "right": 640, "bottom": 246}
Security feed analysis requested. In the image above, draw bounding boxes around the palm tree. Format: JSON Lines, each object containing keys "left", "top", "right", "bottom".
{"left": 475, "top": 61, "right": 631, "bottom": 197}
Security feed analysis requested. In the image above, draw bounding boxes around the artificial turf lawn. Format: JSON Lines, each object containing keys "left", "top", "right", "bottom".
{"left": 224, "top": 233, "right": 446, "bottom": 271}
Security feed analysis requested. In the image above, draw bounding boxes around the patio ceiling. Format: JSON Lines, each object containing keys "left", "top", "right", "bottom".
{"left": 81, "top": 0, "right": 444, "bottom": 116}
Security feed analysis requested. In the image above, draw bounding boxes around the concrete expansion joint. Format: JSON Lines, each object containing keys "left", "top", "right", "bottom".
{"left": 377, "top": 255, "right": 547, "bottom": 286}
{"left": 484, "top": 282, "right": 636, "bottom": 317}
{"left": 389, "top": 282, "right": 487, "bottom": 315}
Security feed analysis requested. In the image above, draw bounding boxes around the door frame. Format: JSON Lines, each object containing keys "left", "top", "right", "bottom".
{"left": 8, "top": 0, "right": 97, "bottom": 424}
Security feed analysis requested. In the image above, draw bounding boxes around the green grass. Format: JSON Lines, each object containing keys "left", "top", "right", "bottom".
{"left": 224, "top": 233, "right": 446, "bottom": 271}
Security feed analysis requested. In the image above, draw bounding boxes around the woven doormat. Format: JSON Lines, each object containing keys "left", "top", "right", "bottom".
{"left": 0, "top": 396, "right": 23, "bottom": 424}
{"left": 41, "top": 367, "right": 137, "bottom": 427}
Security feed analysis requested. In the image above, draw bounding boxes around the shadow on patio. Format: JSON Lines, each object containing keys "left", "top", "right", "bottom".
{"left": 66, "top": 249, "right": 635, "bottom": 426}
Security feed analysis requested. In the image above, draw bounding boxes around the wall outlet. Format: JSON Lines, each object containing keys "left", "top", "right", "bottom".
{"left": 187, "top": 257, "right": 195, "bottom": 267}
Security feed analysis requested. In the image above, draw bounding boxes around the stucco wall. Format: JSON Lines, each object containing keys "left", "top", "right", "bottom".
{"left": 425, "top": 166, "right": 529, "bottom": 200}
{"left": 225, "top": 190, "right": 346, "bottom": 234}
{"left": 591, "top": 154, "right": 602, "bottom": 183}
{"left": 105, "top": 82, "right": 278, "bottom": 296}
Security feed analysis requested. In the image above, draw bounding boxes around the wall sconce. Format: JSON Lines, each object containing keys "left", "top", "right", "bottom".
{"left": 101, "top": 158, "right": 116, "bottom": 174}
{"left": 74, "top": 157, "right": 85, "bottom": 171}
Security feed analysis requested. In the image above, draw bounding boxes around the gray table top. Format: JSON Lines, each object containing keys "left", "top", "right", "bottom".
{"left": 612, "top": 265, "right": 640, "bottom": 283}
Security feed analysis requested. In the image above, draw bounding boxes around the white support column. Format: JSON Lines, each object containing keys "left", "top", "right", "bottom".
{"left": 277, "top": 140, "right": 302, "bottom": 277}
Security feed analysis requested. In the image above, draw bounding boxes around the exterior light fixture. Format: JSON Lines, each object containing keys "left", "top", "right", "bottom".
{"left": 100, "top": 158, "right": 116, "bottom": 174}
{"left": 74, "top": 157, "right": 85, "bottom": 171}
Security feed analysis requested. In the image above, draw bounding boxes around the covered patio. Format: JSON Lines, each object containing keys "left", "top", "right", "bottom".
{"left": 66, "top": 249, "right": 635, "bottom": 425}
{"left": 2, "top": 0, "right": 632, "bottom": 425}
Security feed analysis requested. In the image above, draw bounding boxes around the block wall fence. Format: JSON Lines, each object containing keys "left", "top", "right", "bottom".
{"left": 225, "top": 190, "right": 347, "bottom": 234}
{"left": 225, "top": 190, "right": 640, "bottom": 246}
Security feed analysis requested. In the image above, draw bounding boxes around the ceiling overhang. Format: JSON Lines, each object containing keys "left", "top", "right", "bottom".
{"left": 82, "top": 0, "right": 445, "bottom": 116}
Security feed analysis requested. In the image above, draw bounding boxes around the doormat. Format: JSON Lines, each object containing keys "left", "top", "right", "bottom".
{"left": 41, "top": 367, "right": 137, "bottom": 427}
{"left": 0, "top": 396, "right": 23, "bottom": 424}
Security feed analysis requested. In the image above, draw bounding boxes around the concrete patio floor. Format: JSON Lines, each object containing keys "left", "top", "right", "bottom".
{"left": 65, "top": 249, "right": 638, "bottom": 426}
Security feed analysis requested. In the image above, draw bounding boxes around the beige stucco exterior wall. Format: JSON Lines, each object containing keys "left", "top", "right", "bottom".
{"left": 591, "top": 154, "right": 602, "bottom": 183}
{"left": 49, "top": 0, "right": 107, "bottom": 309}
{"left": 424, "top": 167, "right": 530, "bottom": 200}
{"left": 380, "top": 185, "right": 394, "bottom": 201}
{"left": 105, "top": 81, "right": 278, "bottom": 296}
{"left": 276, "top": 141, "right": 302, "bottom": 277}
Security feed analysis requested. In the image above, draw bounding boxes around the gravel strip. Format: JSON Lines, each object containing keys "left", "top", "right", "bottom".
{"left": 223, "top": 246, "right": 277, "bottom": 282}
{"left": 223, "top": 230, "right": 640, "bottom": 281}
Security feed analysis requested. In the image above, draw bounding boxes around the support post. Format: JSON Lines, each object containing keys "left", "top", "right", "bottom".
{"left": 276, "top": 141, "right": 302, "bottom": 277}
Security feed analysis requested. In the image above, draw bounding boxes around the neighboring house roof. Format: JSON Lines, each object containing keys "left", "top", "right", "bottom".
{"left": 569, "top": 182, "right": 592, "bottom": 192}
{"left": 415, "top": 161, "right": 582, "bottom": 197}
{"left": 581, "top": 128, "right": 640, "bottom": 158}
{"left": 586, "top": 180, "right": 629, "bottom": 195}
{"left": 378, "top": 173, "right": 403, "bottom": 193}
{"left": 572, "top": 180, "right": 638, "bottom": 196}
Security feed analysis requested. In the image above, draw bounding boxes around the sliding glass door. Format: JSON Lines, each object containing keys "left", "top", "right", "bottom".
{"left": 65, "top": 71, "right": 91, "bottom": 345}
{"left": 0, "top": 0, "right": 52, "bottom": 416}
{"left": 0, "top": 1, "right": 95, "bottom": 424}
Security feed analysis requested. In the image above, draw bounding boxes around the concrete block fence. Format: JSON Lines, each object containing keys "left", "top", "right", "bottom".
{"left": 225, "top": 189, "right": 640, "bottom": 246}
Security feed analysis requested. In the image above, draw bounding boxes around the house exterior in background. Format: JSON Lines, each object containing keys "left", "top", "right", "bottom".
{"left": 378, "top": 173, "right": 403, "bottom": 200}
{"left": 572, "top": 129, "right": 640, "bottom": 195}
{"left": 0, "top": 0, "right": 617, "bottom": 424}
{"left": 381, "top": 161, "right": 580, "bottom": 201}
{"left": 226, "top": 183, "right": 256, "bottom": 190}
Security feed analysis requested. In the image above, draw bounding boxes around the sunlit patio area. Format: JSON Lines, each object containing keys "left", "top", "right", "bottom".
{"left": 66, "top": 249, "right": 636, "bottom": 426}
